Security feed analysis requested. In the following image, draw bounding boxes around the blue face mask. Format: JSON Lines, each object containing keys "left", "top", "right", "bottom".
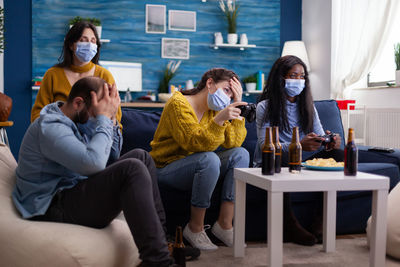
{"left": 285, "top": 79, "right": 305, "bottom": 97}
{"left": 207, "top": 88, "right": 231, "bottom": 111}
{"left": 75, "top": 42, "right": 98, "bottom": 63}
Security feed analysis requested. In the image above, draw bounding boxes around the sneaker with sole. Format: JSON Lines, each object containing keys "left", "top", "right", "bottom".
{"left": 183, "top": 224, "right": 218, "bottom": 251}
{"left": 211, "top": 221, "right": 233, "bottom": 247}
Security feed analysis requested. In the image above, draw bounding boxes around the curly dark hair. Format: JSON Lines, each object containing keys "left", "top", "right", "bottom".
{"left": 55, "top": 21, "right": 101, "bottom": 68}
{"left": 181, "top": 68, "right": 239, "bottom": 95}
{"left": 258, "top": 55, "right": 314, "bottom": 133}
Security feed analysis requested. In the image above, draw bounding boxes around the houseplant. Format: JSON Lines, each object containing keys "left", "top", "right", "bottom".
{"left": 394, "top": 43, "right": 400, "bottom": 85}
{"left": 158, "top": 60, "right": 181, "bottom": 102}
{"left": 219, "top": 0, "right": 239, "bottom": 44}
{"left": 69, "top": 16, "right": 102, "bottom": 39}
{"left": 242, "top": 74, "right": 257, "bottom": 92}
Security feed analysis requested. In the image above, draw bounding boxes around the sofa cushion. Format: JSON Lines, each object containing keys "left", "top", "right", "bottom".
{"left": 314, "top": 100, "right": 345, "bottom": 149}
{"left": 0, "top": 144, "right": 139, "bottom": 267}
{"left": 121, "top": 108, "right": 162, "bottom": 154}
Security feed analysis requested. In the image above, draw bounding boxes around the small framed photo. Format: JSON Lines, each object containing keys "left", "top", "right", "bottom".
{"left": 161, "top": 38, "right": 190, "bottom": 59}
{"left": 168, "top": 10, "right": 196, "bottom": 32}
{"left": 145, "top": 4, "right": 166, "bottom": 34}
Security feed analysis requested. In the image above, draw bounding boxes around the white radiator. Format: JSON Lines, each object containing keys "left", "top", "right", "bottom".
{"left": 340, "top": 107, "right": 400, "bottom": 149}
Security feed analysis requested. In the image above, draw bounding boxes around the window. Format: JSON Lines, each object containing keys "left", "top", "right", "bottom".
{"left": 368, "top": 33, "right": 400, "bottom": 86}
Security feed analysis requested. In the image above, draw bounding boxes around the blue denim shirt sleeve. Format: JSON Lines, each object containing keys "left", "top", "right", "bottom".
{"left": 39, "top": 115, "right": 114, "bottom": 175}
{"left": 313, "top": 106, "right": 325, "bottom": 136}
{"left": 78, "top": 117, "right": 123, "bottom": 165}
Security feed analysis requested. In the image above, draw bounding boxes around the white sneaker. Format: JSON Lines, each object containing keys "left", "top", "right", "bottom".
{"left": 211, "top": 221, "right": 233, "bottom": 247}
{"left": 183, "top": 224, "right": 218, "bottom": 251}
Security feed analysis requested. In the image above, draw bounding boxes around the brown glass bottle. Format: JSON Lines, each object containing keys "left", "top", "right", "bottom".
{"left": 344, "top": 128, "right": 358, "bottom": 176}
{"left": 172, "top": 226, "right": 186, "bottom": 267}
{"left": 262, "top": 127, "right": 275, "bottom": 175}
{"left": 272, "top": 126, "right": 282, "bottom": 173}
{"left": 289, "top": 127, "right": 302, "bottom": 173}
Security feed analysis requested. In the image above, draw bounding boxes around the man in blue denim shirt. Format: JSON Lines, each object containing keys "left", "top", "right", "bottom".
{"left": 12, "top": 77, "right": 173, "bottom": 267}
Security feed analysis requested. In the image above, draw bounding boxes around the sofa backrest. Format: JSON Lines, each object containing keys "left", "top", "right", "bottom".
{"left": 121, "top": 100, "right": 345, "bottom": 156}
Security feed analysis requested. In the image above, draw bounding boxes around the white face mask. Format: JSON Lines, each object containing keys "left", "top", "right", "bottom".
{"left": 285, "top": 79, "right": 305, "bottom": 97}
{"left": 75, "top": 42, "right": 98, "bottom": 63}
{"left": 207, "top": 88, "right": 231, "bottom": 111}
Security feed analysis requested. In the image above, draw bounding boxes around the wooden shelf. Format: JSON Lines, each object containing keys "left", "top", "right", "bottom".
{"left": 100, "top": 39, "right": 110, "bottom": 43}
{"left": 211, "top": 43, "right": 256, "bottom": 51}
{"left": 121, "top": 102, "right": 165, "bottom": 108}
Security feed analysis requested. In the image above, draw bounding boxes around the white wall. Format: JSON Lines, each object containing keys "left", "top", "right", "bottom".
{"left": 302, "top": 0, "right": 332, "bottom": 100}
{"left": 350, "top": 87, "right": 400, "bottom": 108}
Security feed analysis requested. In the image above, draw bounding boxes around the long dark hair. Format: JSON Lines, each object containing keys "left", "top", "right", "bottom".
{"left": 182, "top": 68, "right": 239, "bottom": 95}
{"left": 55, "top": 21, "right": 101, "bottom": 68}
{"left": 258, "top": 55, "right": 314, "bottom": 133}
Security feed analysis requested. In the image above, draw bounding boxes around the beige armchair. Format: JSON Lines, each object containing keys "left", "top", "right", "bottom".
{"left": 0, "top": 144, "right": 140, "bottom": 267}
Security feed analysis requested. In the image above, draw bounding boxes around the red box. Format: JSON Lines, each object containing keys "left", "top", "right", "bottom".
{"left": 336, "top": 100, "right": 356, "bottom": 110}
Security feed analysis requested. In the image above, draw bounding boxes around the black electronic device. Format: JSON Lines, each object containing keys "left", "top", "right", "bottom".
{"left": 237, "top": 103, "right": 256, "bottom": 122}
{"left": 315, "top": 132, "right": 336, "bottom": 146}
{"left": 368, "top": 147, "right": 395, "bottom": 153}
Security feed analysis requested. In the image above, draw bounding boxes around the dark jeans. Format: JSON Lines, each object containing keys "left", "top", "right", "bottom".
{"left": 31, "top": 149, "right": 170, "bottom": 266}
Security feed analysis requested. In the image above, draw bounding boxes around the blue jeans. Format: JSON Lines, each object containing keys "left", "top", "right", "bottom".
{"left": 157, "top": 147, "right": 250, "bottom": 209}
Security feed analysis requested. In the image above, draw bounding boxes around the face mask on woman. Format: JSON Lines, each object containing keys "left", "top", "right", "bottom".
{"left": 285, "top": 79, "right": 305, "bottom": 97}
{"left": 207, "top": 88, "right": 231, "bottom": 111}
{"left": 75, "top": 42, "right": 98, "bottom": 63}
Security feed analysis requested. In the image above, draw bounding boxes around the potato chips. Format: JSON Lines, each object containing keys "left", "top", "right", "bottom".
{"left": 305, "top": 158, "right": 344, "bottom": 167}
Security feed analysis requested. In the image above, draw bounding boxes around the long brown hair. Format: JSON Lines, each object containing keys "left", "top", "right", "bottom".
{"left": 55, "top": 21, "right": 101, "bottom": 68}
{"left": 259, "top": 55, "right": 314, "bottom": 133}
{"left": 182, "top": 68, "right": 239, "bottom": 95}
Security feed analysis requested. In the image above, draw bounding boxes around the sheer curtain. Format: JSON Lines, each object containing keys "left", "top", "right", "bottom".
{"left": 331, "top": 0, "right": 400, "bottom": 99}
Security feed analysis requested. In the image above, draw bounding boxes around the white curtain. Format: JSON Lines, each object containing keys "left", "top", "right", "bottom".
{"left": 331, "top": 0, "right": 400, "bottom": 99}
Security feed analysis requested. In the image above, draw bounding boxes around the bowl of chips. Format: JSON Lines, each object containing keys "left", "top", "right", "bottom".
{"left": 302, "top": 158, "right": 344, "bottom": 171}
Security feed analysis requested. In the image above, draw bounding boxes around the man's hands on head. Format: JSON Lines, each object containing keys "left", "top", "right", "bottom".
{"left": 91, "top": 83, "right": 120, "bottom": 120}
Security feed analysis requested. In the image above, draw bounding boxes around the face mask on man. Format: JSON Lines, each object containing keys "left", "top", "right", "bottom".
{"left": 285, "top": 79, "right": 305, "bottom": 97}
{"left": 207, "top": 88, "right": 231, "bottom": 111}
{"left": 75, "top": 42, "right": 98, "bottom": 63}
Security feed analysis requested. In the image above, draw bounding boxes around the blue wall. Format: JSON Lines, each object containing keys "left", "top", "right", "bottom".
{"left": 32, "top": 0, "right": 280, "bottom": 90}
{"left": 4, "top": 0, "right": 301, "bottom": 158}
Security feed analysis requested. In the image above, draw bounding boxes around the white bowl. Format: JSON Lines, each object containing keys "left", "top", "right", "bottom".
{"left": 158, "top": 93, "right": 173, "bottom": 102}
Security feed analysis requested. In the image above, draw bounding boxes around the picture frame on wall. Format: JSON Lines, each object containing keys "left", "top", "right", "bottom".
{"left": 145, "top": 4, "right": 166, "bottom": 34}
{"left": 168, "top": 10, "right": 196, "bottom": 32}
{"left": 161, "top": 38, "right": 190, "bottom": 59}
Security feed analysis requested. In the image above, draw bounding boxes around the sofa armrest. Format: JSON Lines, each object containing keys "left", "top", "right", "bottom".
{"left": 358, "top": 145, "right": 400, "bottom": 169}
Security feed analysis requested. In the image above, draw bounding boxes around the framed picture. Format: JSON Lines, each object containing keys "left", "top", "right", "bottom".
{"left": 168, "top": 10, "right": 196, "bottom": 32}
{"left": 161, "top": 38, "right": 190, "bottom": 59}
{"left": 145, "top": 4, "right": 166, "bottom": 34}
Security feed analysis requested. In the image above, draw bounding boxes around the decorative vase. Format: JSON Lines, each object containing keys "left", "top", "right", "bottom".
{"left": 227, "top": 33, "right": 238, "bottom": 45}
{"left": 95, "top": 26, "right": 102, "bottom": 39}
{"left": 240, "top": 33, "right": 248, "bottom": 45}
{"left": 214, "top": 32, "right": 223, "bottom": 45}
{"left": 0, "top": 92, "right": 12, "bottom": 122}
{"left": 396, "top": 70, "right": 400, "bottom": 86}
{"left": 245, "top": 83, "right": 257, "bottom": 92}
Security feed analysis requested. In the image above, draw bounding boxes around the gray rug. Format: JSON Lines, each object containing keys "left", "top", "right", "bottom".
{"left": 187, "top": 236, "right": 400, "bottom": 267}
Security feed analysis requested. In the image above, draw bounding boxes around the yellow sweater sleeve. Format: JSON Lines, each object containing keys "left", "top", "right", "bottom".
{"left": 168, "top": 97, "right": 227, "bottom": 152}
{"left": 222, "top": 118, "right": 247, "bottom": 148}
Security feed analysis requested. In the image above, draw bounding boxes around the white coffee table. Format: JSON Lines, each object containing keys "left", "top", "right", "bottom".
{"left": 233, "top": 168, "right": 389, "bottom": 267}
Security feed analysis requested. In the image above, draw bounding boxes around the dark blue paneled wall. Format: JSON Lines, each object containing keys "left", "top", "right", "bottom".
{"left": 4, "top": 0, "right": 301, "bottom": 158}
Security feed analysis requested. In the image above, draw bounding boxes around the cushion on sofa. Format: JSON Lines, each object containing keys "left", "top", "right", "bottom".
{"left": 0, "top": 144, "right": 140, "bottom": 267}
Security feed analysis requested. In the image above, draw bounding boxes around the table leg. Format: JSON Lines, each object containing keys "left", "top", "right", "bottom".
{"left": 369, "top": 189, "right": 388, "bottom": 267}
{"left": 323, "top": 190, "right": 336, "bottom": 252}
{"left": 268, "top": 191, "right": 283, "bottom": 267}
{"left": 233, "top": 178, "right": 246, "bottom": 257}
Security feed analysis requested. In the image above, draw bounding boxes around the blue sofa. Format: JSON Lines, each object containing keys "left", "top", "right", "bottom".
{"left": 121, "top": 100, "right": 400, "bottom": 240}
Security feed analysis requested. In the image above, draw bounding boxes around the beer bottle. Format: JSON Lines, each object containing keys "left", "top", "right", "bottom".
{"left": 272, "top": 126, "right": 282, "bottom": 173}
{"left": 344, "top": 128, "right": 358, "bottom": 176}
{"left": 262, "top": 127, "right": 275, "bottom": 175}
{"left": 289, "top": 127, "right": 302, "bottom": 173}
{"left": 172, "top": 226, "right": 186, "bottom": 266}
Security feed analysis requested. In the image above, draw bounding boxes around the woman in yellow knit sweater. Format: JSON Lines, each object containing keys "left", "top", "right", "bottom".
{"left": 150, "top": 68, "right": 250, "bottom": 250}
{"left": 31, "top": 21, "right": 122, "bottom": 126}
